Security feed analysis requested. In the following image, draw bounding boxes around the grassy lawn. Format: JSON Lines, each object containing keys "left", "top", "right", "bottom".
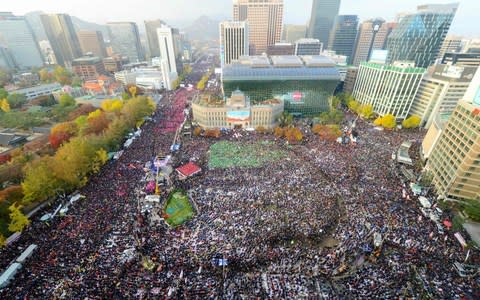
{"left": 164, "top": 190, "right": 194, "bottom": 227}
{"left": 208, "top": 141, "right": 287, "bottom": 169}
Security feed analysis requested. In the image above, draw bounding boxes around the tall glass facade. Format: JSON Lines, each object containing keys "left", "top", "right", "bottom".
{"left": 0, "top": 12, "right": 44, "bottom": 69}
{"left": 307, "top": 0, "right": 341, "bottom": 48}
{"left": 328, "top": 15, "right": 359, "bottom": 64}
{"left": 386, "top": 3, "right": 458, "bottom": 68}
{"left": 222, "top": 64, "right": 340, "bottom": 115}
{"left": 107, "top": 22, "right": 144, "bottom": 63}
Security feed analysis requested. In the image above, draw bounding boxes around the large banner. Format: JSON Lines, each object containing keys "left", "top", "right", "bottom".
{"left": 227, "top": 111, "right": 250, "bottom": 122}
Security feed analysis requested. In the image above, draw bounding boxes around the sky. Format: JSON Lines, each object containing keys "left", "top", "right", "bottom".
{"left": 3, "top": 0, "right": 478, "bottom": 37}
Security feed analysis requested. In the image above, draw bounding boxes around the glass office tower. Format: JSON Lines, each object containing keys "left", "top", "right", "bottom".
{"left": 307, "top": 0, "right": 341, "bottom": 48}
{"left": 386, "top": 3, "right": 458, "bottom": 68}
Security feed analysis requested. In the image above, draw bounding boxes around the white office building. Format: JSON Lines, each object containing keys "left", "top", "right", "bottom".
{"left": 410, "top": 64, "right": 478, "bottom": 128}
{"left": 219, "top": 21, "right": 249, "bottom": 66}
{"left": 353, "top": 61, "right": 425, "bottom": 119}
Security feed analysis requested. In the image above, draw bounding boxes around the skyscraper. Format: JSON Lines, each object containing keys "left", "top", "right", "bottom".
{"left": 410, "top": 64, "right": 477, "bottom": 128}
{"left": 157, "top": 25, "right": 182, "bottom": 75}
{"left": 426, "top": 67, "right": 480, "bottom": 201}
{"left": 0, "top": 12, "right": 44, "bottom": 69}
{"left": 77, "top": 31, "right": 107, "bottom": 58}
{"left": 328, "top": 15, "right": 359, "bottom": 64}
{"left": 107, "top": 22, "right": 144, "bottom": 63}
{"left": 233, "top": 0, "right": 283, "bottom": 55}
{"left": 145, "top": 19, "right": 166, "bottom": 59}
{"left": 437, "top": 35, "right": 462, "bottom": 60}
{"left": 307, "top": 0, "right": 341, "bottom": 48}
{"left": 295, "top": 38, "right": 322, "bottom": 55}
{"left": 386, "top": 3, "right": 459, "bottom": 68}
{"left": 282, "top": 24, "right": 307, "bottom": 43}
{"left": 352, "top": 19, "right": 396, "bottom": 66}
{"left": 220, "top": 21, "right": 249, "bottom": 66}
{"left": 40, "top": 13, "right": 82, "bottom": 67}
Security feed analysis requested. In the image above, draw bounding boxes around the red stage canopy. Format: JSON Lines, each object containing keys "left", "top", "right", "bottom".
{"left": 176, "top": 162, "right": 201, "bottom": 177}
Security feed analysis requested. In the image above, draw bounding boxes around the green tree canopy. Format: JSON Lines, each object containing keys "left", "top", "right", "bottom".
{"left": 0, "top": 88, "right": 8, "bottom": 99}
{"left": 59, "top": 93, "right": 76, "bottom": 107}
{"left": 7, "top": 93, "right": 27, "bottom": 109}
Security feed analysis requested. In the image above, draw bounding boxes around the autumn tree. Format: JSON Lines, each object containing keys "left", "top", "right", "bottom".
{"left": 129, "top": 86, "right": 137, "bottom": 98}
{"left": 121, "top": 96, "right": 155, "bottom": 127}
{"left": 22, "top": 156, "right": 62, "bottom": 204}
{"left": 256, "top": 126, "right": 266, "bottom": 134}
{"left": 49, "top": 122, "right": 78, "bottom": 149}
{"left": 59, "top": 93, "right": 76, "bottom": 107}
{"left": 101, "top": 99, "right": 124, "bottom": 113}
{"left": 53, "top": 66, "right": 72, "bottom": 85}
{"left": 277, "top": 112, "right": 293, "bottom": 128}
{"left": 8, "top": 203, "right": 30, "bottom": 232}
{"left": 274, "top": 127, "right": 285, "bottom": 138}
{"left": 193, "top": 126, "right": 202, "bottom": 137}
{"left": 0, "top": 98, "right": 10, "bottom": 112}
{"left": 86, "top": 109, "right": 110, "bottom": 134}
{"left": 204, "top": 128, "right": 221, "bottom": 138}
{"left": 285, "top": 127, "right": 303, "bottom": 143}
{"left": 360, "top": 104, "right": 374, "bottom": 119}
{"left": 0, "top": 88, "right": 8, "bottom": 99}
{"left": 0, "top": 233, "right": 5, "bottom": 248}
{"left": 402, "top": 115, "right": 421, "bottom": 129}
{"left": 381, "top": 114, "right": 396, "bottom": 129}
{"left": 67, "top": 104, "right": 97, "bottom": 121}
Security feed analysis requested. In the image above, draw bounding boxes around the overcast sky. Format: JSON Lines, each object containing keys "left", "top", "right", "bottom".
{"left": 3, "top": 0, "right": 478, "bottom": 37}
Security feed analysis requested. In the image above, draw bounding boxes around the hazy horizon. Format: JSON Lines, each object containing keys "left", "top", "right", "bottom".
{"left": 2, "top": 0, "right": 478, "bottom": 37}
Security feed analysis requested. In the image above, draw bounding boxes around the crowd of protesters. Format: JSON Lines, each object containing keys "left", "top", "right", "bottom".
{"left": 0, "top": 90, "right": 478, "bottom": 298}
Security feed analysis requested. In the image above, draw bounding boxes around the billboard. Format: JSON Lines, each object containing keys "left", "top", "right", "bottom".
{"left": 280, "top": 91, "right": 305, "bottom": 104}
{"left": 227, "top": 110, "right": 250, "bottom": 122}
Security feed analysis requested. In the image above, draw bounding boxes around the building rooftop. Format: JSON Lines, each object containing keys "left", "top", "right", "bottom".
{"left": 72, "top": 56, "right": 102, "bottom": 65}
{"left": 301, "top": 55, "right": 337, "bottom": 67}
{"left": 295, "top": 38, "right": 321, "bottom": 44}
{"left": 270, "top": 55, "right": 303, "bottom": 67}
{"left": 237, "top": 56, "right": 271, "bottom": 67}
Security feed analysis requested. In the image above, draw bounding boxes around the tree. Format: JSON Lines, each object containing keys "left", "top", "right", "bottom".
{"left": 347, "top": 100, "right": 360, "bottom": 112}
{"left": 67, "top": 104, "right": 96, "bottom": 121}
{"left": 92, "top": 149, "right": 108, "bottom": 173}
{"left": 183, "top": 64, "right": 192, "bottom": 74}
{"left": 312, "top": 124, "right": 341, "bottom": 141}
{"left": 0, "top": 233, "right": 5, "bottom": 248}
{"left": 277, "top": 112, "right": 293, "bottom": 128}
{"left": 0, "top": 68, "right": 11, "bottom": 87}
{"left": 274, "top": 127, "right": 285, "bottom": 138}
{"left": 285, "top": 127, "right": 303, "bottom": 143}
{"left": 22, "top": 156, "right": 62, "bottom": 205}
{"left": 204, "top": 129, "right": 221, "bottom": 138}
{"left": 8, "top": 203, "right": 30, "bottom": 233}
{"left": 360, "top": 104, "right": 374, "bottom": 119}
{"left": 402, "top": 115, "right": 421, "bottom": 129}
{"left": 464, "top": 200, "right": 480, "bottom": 222}
{"left": 6, "top": 93, "right": 27, "bottom": 109}
{"left": 171, "top": 78, "right": 180, "bottom": 90}
{"left": 87, "top": 109, "right": 110, "bottom": 134}
{"left": 129, "top": 86, "right": 137, "bottom": 98}
{"left": 101, "top": 99, "right": 124, "bottom": 113}
{"left": 381, "top": 114, "right": 396, "bottom": 129}
{"left": 197, "top": 80, "right": 205, "bottom": 90}
{"left": 71, "top": 76, "right": 82, "bottom": 87}
{"left": 122, "top": 92, "right": 130, "bottom": 100}
{"left": 53, "top": 66, "right": 72, "bottom": 85}
{"left": 39, "top": 68, "right": 52, "bottom": 82}
{"left": 0, "top": 98, "right": 10, "bottom": 112}
{"left": 49, "top": 122, "right": 78, "bottom": 149}
{"left": 59, "top": 93, "right": 76, "bottom": 107}
{"left": 0, "top": 88, "right": 8, "bottom": 99}
{"left": 256, "top": 126, "right": 266, "bottom": 134}
{"left": 193, "top": 127, "right": 202, "bottom": 137}
{"left": 374, "top": 117, "right": 383, "bottom": 126}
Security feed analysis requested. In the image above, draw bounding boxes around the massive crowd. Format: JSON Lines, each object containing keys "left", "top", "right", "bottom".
{"left": 0, "top": 89, "right": 478, "bottom": 299}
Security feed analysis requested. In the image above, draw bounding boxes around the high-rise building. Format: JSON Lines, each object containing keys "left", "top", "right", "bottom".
{"left": 410, "top": 64, "right": 477, "bottom": 128}
{"left": 0, "top": 12, "right": 44, "bottom": 69}
{"left": 233, "top": 0, "right": 283, "bottom": 55}
{"left": 352, "top": 61, "right": 425, "bottom": 119}
{"left": 328, "top": 15, "right": 359, "bottom": 64}
{"left": 295, "top": 38, "right": 322, "bottom": 56}
{"left": 157, "top": 25, "right": 182, "bottom": 76}
{"left": 463, "top": 39, "right": 480, "bottom": 54}
{"left": 145, "top": 19, "right": 165, "bottom": 59}
{"left": 107, "top": 22, "right": 144, "bottom": 63}
{"left": 40, "top": 14, "right": 82, "bottom": 67}
{"left": 426, "top": 70, "right": 480, "bottom": 201}
{"left": 343, "top": 66, "right": 358, "bottom": 94}
{"left": 219, "top": 21, "right": 249, "bottom": 66}
{"left": 72, "top": 55, "right": 106, "bottom": 81}
{"left": 282, "top": 24, "right": 307, "bottom": 43}
{"left": 352, "top": 19, "right": 396, "bottom": 66}
{"left": 307, "top": 0, "right": 341, "bottom": 48}
{"left": 0, "top": 46, "right": 16, "bottom": 69}
{"left": 267, "top": 43, "right": 294, "bottom": 56}
{"left": 437, "top": 35, "right": 462, "bottom": 60}
{"left": 442, "top": 52, "right": 480, "bottom": 67}
{"left": 77, "top": 31, "right": 107, "bottom": 58}
{"left": 386, "top": 3, "right": 459, "bottom": 68}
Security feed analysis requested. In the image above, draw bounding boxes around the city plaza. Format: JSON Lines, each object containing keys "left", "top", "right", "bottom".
{"left": 0, "top": 87, "right": 477, "bottom": 298}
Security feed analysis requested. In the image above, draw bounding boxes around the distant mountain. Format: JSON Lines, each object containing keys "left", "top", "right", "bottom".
{"left": 25, "top": 11, "right": 109, "bottom": 42}
{"left": 182, "top": 16, "right": 220, "bottom": 41}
